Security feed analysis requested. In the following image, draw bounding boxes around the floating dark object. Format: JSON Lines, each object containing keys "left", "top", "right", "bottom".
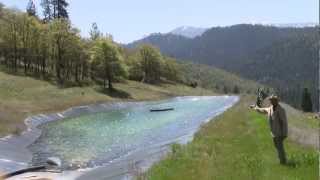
{"left": 46, "top": 157, "right": 62, "bottom": 167}
{"left": 150, "top": 108, "right": 174, "bottom": 112}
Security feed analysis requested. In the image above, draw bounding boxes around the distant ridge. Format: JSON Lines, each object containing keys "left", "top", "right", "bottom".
{"left": 169, "top": 26, "right": 208, "bottom": 38}
{"left": 265, "top": 22, "right": 317, "bottom": 28}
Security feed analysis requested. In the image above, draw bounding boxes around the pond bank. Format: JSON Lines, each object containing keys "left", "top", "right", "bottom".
{"left": 1, "top": 96, "right": 239, "bottom": 180}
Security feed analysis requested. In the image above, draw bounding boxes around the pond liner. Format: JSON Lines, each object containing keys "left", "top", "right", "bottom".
{"left": 150, "top": 108, "right": 174, "bottom": 112}
{"left": 0, "top": 165, "right": 46, "bottom": 179}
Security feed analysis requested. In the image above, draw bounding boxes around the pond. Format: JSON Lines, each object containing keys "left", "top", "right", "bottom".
{"left": 29, "top": 96, "right": 238, "bottom": 170}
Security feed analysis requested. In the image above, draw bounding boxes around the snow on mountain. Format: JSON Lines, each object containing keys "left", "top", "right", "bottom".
{"left": 169, "top": 26, "right": 208, "bottom": 38}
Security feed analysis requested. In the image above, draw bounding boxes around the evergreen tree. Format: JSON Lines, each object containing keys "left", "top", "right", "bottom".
{"left": 89, "top": 23, "right": 102, "bottom": 41}
{"left": 301, "top": 88, "right": 313, "bottom": 112}
{"left": 41, "top": 0, "right": 52, "bottom": 22}
{"left": 26, "top": 0, "right": 36, "bottom": 16}
{"left": 52, "top": 0, "right": 69, "bottom": 19}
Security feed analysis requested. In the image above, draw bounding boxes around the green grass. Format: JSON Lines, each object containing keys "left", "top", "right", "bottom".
{"left": 140, "top": 96, "right": 318, "bottom": 180}
{"left": 0, "top": 70, "right": 214, "bottom": 137}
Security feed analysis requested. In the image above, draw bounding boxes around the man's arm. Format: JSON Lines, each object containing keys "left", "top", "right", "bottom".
{"left": 250, "top": 105, "right": 270, "bottom": 114}
{"left": 254, "top": 107, "right": 269, "bottom": 114}
{"left": 250, "top": 105, "right": 269, "bottom": 114}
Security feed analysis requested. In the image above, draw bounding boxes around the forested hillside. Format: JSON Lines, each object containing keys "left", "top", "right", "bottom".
{"left": 232, "top": 32, "right": 319, "bottom": 110}
{"left": 0, "top": 2, "right": 260, "bottom": 96}
{"left": 179, "top": 62, "right": 260, "bottom": 94}
{"left": 128, "top": 24, "right": 318, "bottom": 110}
{"left": 128, "top": 24, "right": 315, "bottom": 67}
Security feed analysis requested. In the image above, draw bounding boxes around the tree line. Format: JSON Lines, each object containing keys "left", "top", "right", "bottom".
{"left": 0, "top": 1, "right": 181, "bottom": 90}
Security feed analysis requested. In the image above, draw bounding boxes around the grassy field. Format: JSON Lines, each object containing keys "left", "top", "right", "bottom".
{"left": 140, "top": 96, "right": 318, "bottom": 180}
{"left": 0, "top": 70, "right": 214, "bottom": 137}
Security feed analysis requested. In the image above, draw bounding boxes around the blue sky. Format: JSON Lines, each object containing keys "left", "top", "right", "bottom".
{"left": 1, "top": 0, "right": 318, "bottom": 43}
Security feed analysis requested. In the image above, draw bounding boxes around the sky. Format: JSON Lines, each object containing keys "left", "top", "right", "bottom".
{"left": 1, "top": 0, "right": 318, "bottom": 43}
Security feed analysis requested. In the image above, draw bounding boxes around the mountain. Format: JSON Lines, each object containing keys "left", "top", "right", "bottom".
{"left": 169, "top": 26, "right": 208, "bottom": 38}
{"left": 270, "top": 23, "right": 317, "bottom": 28}
{"left": 129, "top": 24, "right": 315, "bottom": 68}
{"left": 127, "top": 24, "right": 318, "bottom": 110}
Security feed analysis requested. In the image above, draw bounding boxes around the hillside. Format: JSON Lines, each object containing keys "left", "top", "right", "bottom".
{"left": 179, "top": 62, "right": 260, "bottom": 94}
{"left": 126, "top": 33, "right": 191, "bottom": 58}
{"left": 127, "top": 24, "right": 318, "bottom": 110}
{"left": 231, "top": 32, "right": 319, "bottom": 109}
{"left": 128, "top": 24, "right": 314, "bottom": 68}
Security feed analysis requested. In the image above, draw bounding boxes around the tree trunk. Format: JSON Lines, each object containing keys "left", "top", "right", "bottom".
{"left": 56, "top": 38, "right": 63, "bottom": 84}
{"left": 42, "top": 56, "right": 46, "bottom": 77}
{"left": 108, "top": 78, "right": 112, "bottom": 90}
{"left": 107, "top": 71, "right": 113, "bottom": 90}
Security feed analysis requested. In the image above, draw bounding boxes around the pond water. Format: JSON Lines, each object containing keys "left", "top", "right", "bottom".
{"left": 29, "top": 96, "right": 238, "bottom": 170}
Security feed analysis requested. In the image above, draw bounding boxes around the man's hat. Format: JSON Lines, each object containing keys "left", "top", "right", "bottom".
{"left": 268, "top": 95, "right": 279, "bottom": 101}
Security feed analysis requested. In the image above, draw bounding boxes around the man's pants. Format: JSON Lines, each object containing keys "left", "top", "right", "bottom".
{"left": 273, "top": 137, "right": 287, "bottom": 164}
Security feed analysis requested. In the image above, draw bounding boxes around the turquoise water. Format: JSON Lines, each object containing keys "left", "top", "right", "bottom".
{"left": 29, "top": 96, "right": 238, "bottom": 169}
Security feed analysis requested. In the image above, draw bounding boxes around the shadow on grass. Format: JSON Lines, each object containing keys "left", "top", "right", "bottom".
{"left": 96, "top": 87, "right": 132, "bottom": 99}
{"left": 0, "top": 64, "right": 94, "bottom": 89}
{"left": 285, "top": 159, "right": 299, "bottom": 168}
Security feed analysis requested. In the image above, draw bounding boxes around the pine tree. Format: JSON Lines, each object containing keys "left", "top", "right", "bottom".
{"left": 26, "top": 0, "right": 37, "bottom": 16}
{"left": 90, "top": 23, "right": 102, "bottom": 41}
{"left": 301, "top": 88, "right": 313, "bottom": 112}
{"left": 41, "top": 0, "right": 52, "bottom": 22}
{"left": 52, "top": 0, "right": 69, "bottom": 19}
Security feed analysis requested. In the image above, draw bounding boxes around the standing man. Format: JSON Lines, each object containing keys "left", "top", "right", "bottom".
{"left": 250, "top": 95, "right": 288, "bottom": 164}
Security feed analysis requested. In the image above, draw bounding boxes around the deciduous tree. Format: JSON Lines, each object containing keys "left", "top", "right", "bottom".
{"left": 91, "top": 38, "right": 127, "bottom": 90}
{"left": 139, "top": 45, "right": 162, "bottom": 84}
